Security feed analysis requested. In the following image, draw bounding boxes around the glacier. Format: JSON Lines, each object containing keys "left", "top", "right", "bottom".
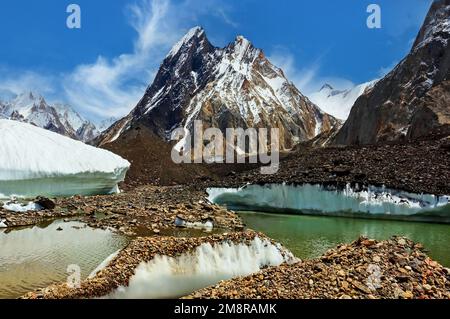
{"left": 0, "top": 120, "right": 130, "bottom": 199}
{"left": 106, "top": 236, "right": 296, "bottom": 299}
{"left": 207, "top": 184, "right": 450, "bottom": 222}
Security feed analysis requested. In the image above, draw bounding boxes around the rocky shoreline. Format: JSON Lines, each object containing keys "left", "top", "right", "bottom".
{"left": 187, "top": 236, "right": 450, "bottom": 299}
{"left": 0, "top": 185, "right": 243, "bottom": 234}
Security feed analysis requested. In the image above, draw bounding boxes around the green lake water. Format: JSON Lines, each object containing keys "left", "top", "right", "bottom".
{"left": 238, "top": 211, "right": 450, "bottom": 267}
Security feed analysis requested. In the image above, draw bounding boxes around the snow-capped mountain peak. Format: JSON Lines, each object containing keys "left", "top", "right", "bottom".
{"left": 167, "top": 26, "right": 206, "bottom": 59}
{"left": 98, "top": 27, "right": 340, "bottom": 150}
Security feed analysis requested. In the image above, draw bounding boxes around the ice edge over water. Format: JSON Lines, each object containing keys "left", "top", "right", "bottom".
{"left": 106, "top": 236, "right": 296, "bottom": 299}
{"left": 207, "top": 183, "right": 450, "bottom": 221}
{"left": 0, "top": 120, "right": 130, "bottom": 199}
{"left": 89, "top": 249, "right": 122, "bottom": 279}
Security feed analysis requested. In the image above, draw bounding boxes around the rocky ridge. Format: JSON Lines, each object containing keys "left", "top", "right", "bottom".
{"left": 334, "top": 0, "right": 450, "bottom": 144}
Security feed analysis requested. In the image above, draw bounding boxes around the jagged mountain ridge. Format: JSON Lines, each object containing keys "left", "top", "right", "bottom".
{"left": 98, "top": 27, "right": 340, "bottom": 151}
{"left": 334, "top": 0, "right": 450, "bottom": 145}
{"left": 0, "top": 92, "right": 99, "bottom": 142}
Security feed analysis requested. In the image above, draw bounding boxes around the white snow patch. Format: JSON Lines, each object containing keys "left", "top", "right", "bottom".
{"left": 106, "top": 237, "right": 296, "bottom": 299}
{"left": 2, "top": 201, "right": 42, "bottom": 212}
{"left": 175, "top": 217, "right": 214, "bottom": 231}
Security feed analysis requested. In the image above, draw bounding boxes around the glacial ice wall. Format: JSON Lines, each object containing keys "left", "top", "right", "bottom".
{"left": 207, "top": 184, "right": 450, "bottom": 219}
{"left": 106, "top": 236, "right": 295, "bottom": 299}
{"left": 0, "top": 120, "right": 130, "bottom": 198}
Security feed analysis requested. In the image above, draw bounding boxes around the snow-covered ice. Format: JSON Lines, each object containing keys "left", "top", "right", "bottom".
{"left": 106, "top": 236, "right": 296, "bottom": 299}
{"left": 207, "top": 183, "right": 450, "bottom": 219}
{"left": 2, "top": 201, "right": 42, "bottom": 212}
{"left": 0, "top": 120, "right": 130, "bottom": 198}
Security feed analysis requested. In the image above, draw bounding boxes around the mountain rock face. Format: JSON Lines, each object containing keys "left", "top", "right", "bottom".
{"left": 98, "top": 27, "right": 340, "bottom": 151}
{"left": 334, "top": 0, "right": 450, "bottom": 145}
{"left": 309, "top": 81, "right": 377, "bottom": 120}
{"left": 0, "top": 92, "right": 98, "bottom": 142}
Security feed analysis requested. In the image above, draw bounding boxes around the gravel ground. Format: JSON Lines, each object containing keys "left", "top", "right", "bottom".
{"left": 187, "top": 236, "right": 450, "bottom": 299}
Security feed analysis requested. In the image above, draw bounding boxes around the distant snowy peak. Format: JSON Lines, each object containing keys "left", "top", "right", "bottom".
{"left": 97, "top": 117, "right": 119, "bottom": 133}
{"left": 319, "top": 83, "right": 334, "bottom": 92}
{"left": 99, "top": 26, "right": 340, "bottom": 150}
{"left": 0, "top": 91, "right": 99, "bottom": 142}
{"left": 309, "top": 81, "right": 377, "bottom": 120}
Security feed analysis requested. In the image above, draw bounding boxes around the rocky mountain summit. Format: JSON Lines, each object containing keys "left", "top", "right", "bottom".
{"left": 335, "top": 0, "right": 450, "bottom": 145}
{"left": 97, "top": 27, "right": 340, "bottom": 151}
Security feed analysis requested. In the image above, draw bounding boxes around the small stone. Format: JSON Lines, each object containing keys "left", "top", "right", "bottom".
{"left": 423, "top": 284, "right": 432, "bottom": 292}
{"left": 341, "top": 281, "right": 349, "bottom": 290}
{"left": 373, "top": 256, "right": 381, "bottom": 263}
{"left": 362, "top": 239, "right": 376, "bottom": 247}
{"left": 403, "top": 291, "right": 414, "bottom": 299}
{"left": 34, "top": 197, "right": 56, "bottom": 210}
{"left": 56, "top": 227, "right": 63, "bottom": 231}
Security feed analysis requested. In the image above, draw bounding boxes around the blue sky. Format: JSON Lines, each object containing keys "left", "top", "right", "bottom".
{"left": 0, "top": 0, "right": 433, "bottom": 122}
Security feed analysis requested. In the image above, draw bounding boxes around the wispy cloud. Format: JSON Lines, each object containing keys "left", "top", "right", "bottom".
{"left": 0, "top": 0, "right": 237, "bottom": 120}
{"left": 268, "top": 49, "right": 355, "bottom": 95}
{"left": 64, "top": 0, "right": 236, "bottom": 119}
